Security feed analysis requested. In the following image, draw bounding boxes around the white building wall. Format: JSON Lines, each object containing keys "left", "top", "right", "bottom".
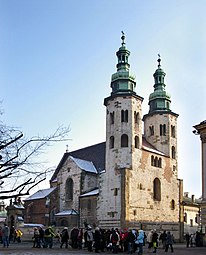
{"left": 57, "top": 157, "right": 81, "bottom": 212}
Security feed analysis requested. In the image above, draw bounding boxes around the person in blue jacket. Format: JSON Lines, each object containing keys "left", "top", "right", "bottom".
{"left": 135, "top": 229, "right": 144, "bottom": 255}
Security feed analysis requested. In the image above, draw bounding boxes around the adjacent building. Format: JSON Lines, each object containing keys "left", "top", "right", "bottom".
{"left": 194, "top": 120, "right": 206, "bottom": 233}
{"left": 24, "top": 187, "right": 57, "bottom": 226}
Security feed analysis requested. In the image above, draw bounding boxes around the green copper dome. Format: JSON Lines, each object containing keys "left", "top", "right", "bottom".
{"left": 148, "top": 56, "right": 171, "bottom": 113}
{"left": 110, "top": 32, "right": 136, "bottom": 95}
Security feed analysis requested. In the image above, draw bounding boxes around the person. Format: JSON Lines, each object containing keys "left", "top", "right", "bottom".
{"left": 165, "top": 231, "right": 174, "bottom": 253}
{"left": 185, "top": 232, "right": 190, "bottom": 248}
{"left": 33, "top": 227, "right": 40, "bottom": 248}
{"left": 147, "top": 230, "right": 153, "bottom": 252}
{"left": 135, "top": 229, "right": 144, "bottom": 255}
{"left": 86, "top": 226, "right": 94, "bottom": 252}
{"left": 2, "top": 224, "right": 9, "bottom": 248}
{"left": 195, "top": 231, "right": 201, "bottom": 247}
{"left": 70, "top": 227, "right": 79, "bottom": 248}
{"left": 44, "top": 226, "right": 55, "bottom": 248}
{"left": 38, "top": 227, "right": 45, "bottom": 248}
{"left": 152, "top": 229, "right": 158, "bottom": 253}
{"left": 60, "top": 227, "right": 69, "bottom": 248}
{"left": 190, "top": 233, "right": 195, "bottom": 247}
{"left": 77, "top": 228, "right": 83, "bottom": 249}
{"left": 94, "top": 227, "right": 101, "bottom": 253}
{"left": 110, "top": 228, "right": 120, "bottom": 254}
{"left": 16, "top": 229, "right": 23, "bottom": 243}
{"left": 127, "top": 229, "right": 136, "bottom": 254}
{"left": 55, "top": 230, "right": 61, "bottom": 244}
{"left": 159, "top": 230, "right": 167, "bottom": 249}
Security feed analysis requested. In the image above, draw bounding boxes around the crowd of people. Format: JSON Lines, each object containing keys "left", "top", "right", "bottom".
{"left": 0, "top": 223, "right": 203, "bottom": 253}
{"left": 31, "top": 225, "right": 175, "bottom": 254}
{"left": 184, "top": 231, "right": 202, "bottom": 248}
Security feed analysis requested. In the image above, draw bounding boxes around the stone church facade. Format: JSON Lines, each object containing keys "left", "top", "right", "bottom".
{"left": 50, "top": 34, "right": 183, "bottom": 240}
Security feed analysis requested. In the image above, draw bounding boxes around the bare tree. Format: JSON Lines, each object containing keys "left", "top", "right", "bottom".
{"left": 0, "top": 122, "right": 70, "bottom": 199}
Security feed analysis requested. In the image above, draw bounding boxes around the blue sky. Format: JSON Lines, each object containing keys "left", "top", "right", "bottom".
{"left": 0, "top": 0, "right": 205, "bottom": 198}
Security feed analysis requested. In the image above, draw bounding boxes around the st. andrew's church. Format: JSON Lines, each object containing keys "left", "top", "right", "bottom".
{"left": 24, "top": 33, "right": 186, "bottom": 240}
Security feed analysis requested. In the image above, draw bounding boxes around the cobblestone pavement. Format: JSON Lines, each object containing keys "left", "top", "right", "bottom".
{"left": 0, "top": 243, "right": 206, "bottom": 255}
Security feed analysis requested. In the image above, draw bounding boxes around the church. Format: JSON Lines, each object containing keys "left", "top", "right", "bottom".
{"left": 25, "top": 33, "right": 184, "bottom": 240}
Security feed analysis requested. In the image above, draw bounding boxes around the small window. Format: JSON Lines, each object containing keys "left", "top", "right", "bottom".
{"left": 149, "top": 126, "right": 154, "bottom": 136}
{"left": 172, "top": 146, "right": 176, "bottom": 159}
{"left": 160, "top": 124, "right": 166, "bottom": 136}
{"left": 171, "top": 125, "right": 175, "bottom": 138}
{"left": 121, "top": 134, "right": 128, "bottom": 147}
{"left": 134, "top": 111, "right": 139, "bottom": 124}
{"left": 133, "top": 209, "right": 137, "bottom": 216}
{"left": 158, "top": 158, "right": 162, "bottom": 168}
{"left": 110, "top": 136, "right": 114, "bottom": 149}
{"left": 151, "top": 156, "right": 154, "bottom": 166}
{"left": 153, "top": 178, "right": 161, "bottom": 201}
{"left": 114, "top": 188, "right": 118, "bottom": 196}
{"left": 121, "top": 110, "right": 128, "bottom": 122}
{"left": 65, "top": 178, "right": 73, "bottom": 201}
{"left": 110, "top": 112, "right": 114, "bottom": 124}
{"left": 135, "top": 136, "right": 139, "bottom": 148}
{"left": 154, "top": 157, "right": 158, "bottom": 167}
{"left": 190, "top": 219, "right": 193, "bottom": 227}
{"left": 171, "top": 199, "right": 175, "bottom": 210}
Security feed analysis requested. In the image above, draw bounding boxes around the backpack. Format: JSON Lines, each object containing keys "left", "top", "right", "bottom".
{"left": 111, "top": 232, "right": 118, "bottom": 242}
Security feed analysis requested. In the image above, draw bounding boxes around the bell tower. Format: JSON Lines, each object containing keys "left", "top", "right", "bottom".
{"left": 143, "top": 56, "right": 179, "bottom": 173}
{"left": 98, "top": 33, "right": 143, "bottom": 228}
{"left": 104, "top": 32, "right": 143, "bottom": 171}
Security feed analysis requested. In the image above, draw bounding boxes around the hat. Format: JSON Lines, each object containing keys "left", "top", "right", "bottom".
{"left": 64, "top": 227, "right": 68, "bottom": 230}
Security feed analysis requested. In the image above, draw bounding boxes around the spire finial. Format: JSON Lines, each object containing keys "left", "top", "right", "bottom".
{"left": 66, "top": 144, "right": 69, "bottom": 153}
{"left": 157, "top": 54, "right": 161, "bottom": 68}
{"left": 121, "top": 31, "right": 125, "bottom": 46}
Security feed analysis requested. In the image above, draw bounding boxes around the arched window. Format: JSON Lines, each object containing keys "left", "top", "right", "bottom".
{"left": 171, "top": 199, "right": 175, "bottom": 210}
{"left": 121, "top": 110, "right": 128, "bottom": 122}
{"left": 154, "top": 157, "right": 158, "bottom": 167}
{"left": 160, "top": 124, "right": 166, "bottom": 136}
{"left": 135, "top": 136, "right": 139, "bottom": 148}
{"left": 110, "top": 112, "right": 114, "bottom": 124}
{"left": 149, "top": 126, "right": 154, "bottom": 136}
{"left": 151, "top": 155, "right": 154, "bottom": 166}
{"left": 171, "top": 125, "right": 175, "bottom": 138}
{"left": 66, "top": 178, "right": 73, "bottom": 200}
{"left": 121, "top": 134, "right": 128, "bottom": 147}
{"left": 110, "top": 136, "right": 114, "bottom": 149}
{"left": 153, "top": 178, "right": 161, "bottom": 201}
{"left": 158, "top": 158, "right": 162, "bottom": 168}
{"left": 172, "top": 146, "right": 176, "bottom": 159}
{"left": 134, "top": 111, "right": 139, "bottom": 124}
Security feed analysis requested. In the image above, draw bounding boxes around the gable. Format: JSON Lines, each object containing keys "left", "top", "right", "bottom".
{"left": 50, "top": 142, "right": 105, "bottom": 182}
